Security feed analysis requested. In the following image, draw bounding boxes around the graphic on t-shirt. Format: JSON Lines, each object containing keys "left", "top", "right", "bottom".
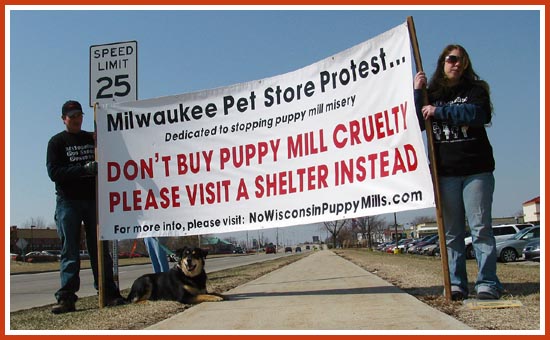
{"left": 432, "top": 123, "right": 442, "bottom": 141}
{"left": 442, "top": 123, "right": 450, "bottom": 140}
{"left": 432, "top": 96, "right": 476, "bottom": 143}
{"left": 65, "top": 144, "right": 94, "bottom": 163}
{"left": 433, "top": 122, "right": 475, "bottom": 143}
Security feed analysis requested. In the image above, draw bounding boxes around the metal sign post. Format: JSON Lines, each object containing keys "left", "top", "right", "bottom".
{"left": 91, "top": 40, "right": 138, "bottom": 308}
{"left": 93, "top": 103, "right": 105, "bottom": 308}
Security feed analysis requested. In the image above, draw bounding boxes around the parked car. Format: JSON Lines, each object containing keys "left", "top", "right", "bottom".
{"left": 496, "top": 226, "right": 540, "bottom": 263}
{"left": 421, "top": 242, "right": 440, "bottom": 256}
{"left": 233, "top": 247, "right": 244, "bottom": 254}
{"left": 43, "top": 249, "right": 62, "bottom": 259}
{"left": 464, "top": 224, "right": 534, "bottom": 259}
{"left": 405, "top": 235, "right": 435, "bottom": 254}
{"left": 265, "top": 244, "right": 276, "bottom": 254}
{"left": 419, "top": 235, "right": 439, "bottom": 255}
{"left": 295, "top": 246, "right": 302, "bottom": 252}
{"left": 376, "top": 241, "right": 394, "bottom": 252}
{"left": 408, "top": 234, "right": 438, "bottom": 254}
{"left": 397, "top": 239, "right": 414, "bottom": 252}
{"left": 284, "top": 247, "right": 293, "bottom": 253}
{"left": 522, "top": 239, "right": 540, "bottom": 262}
{"left": 24, "top": 251, "right": 58, "bottom": 263}
{"left": 385, "top": 243, "right": 398, "bottom": 253}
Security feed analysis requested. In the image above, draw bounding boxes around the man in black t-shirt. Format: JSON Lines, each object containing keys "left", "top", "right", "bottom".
{"left": 46, "top": 100, "right": 124, "bottom": 314}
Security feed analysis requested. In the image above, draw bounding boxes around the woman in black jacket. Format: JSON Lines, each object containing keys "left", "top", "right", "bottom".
{"left": 414, "top": 45, "right": 502, "bottom": 301}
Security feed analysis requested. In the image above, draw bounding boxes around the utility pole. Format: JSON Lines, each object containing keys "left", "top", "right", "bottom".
{"left": 276, "top": 228, "right": 279, "bottom": 252}
{"left": 30, "top": 225, "right": 35, "bottom": 251}
{"left": 394, "top": 213, "right": 399, "bottom": 250}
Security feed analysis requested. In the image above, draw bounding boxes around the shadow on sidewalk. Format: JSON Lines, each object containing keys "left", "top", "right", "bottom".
{"left": 225, "top": 285, "right": 405, "bottom": 301}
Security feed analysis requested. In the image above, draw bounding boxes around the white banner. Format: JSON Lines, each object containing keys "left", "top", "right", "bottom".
{"left": 96, "top": 22, "right": 435, "bottom": 241}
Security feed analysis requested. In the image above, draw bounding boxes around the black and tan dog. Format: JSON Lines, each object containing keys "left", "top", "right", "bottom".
{"left": 126, "top": 247, "right": 224, "bottom": 304}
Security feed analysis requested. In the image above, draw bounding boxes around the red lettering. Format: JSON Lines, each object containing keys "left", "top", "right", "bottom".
{"left": 333, "top": 124, "right": 347, "bottom": 148}
{"left": 219, "top": 148, "right": 231, "bottom": 170}
{"left": 348, "top": 120, "right": 361, "bottom": 146}
{"left": 236, "top": 178, "right": 249, "bottom": 201}
{"left": 254, "top": 165, "right": 328, "bottom": 198}
{"left": 109, "top": 192, "right": 120, "bottom": 212}
{"left": 367, "top": 153, "right": 378, "bottom": 179}
{"left": 379, "top": 150, "right": 389, "bottom": 177}
{"left": 404, "top": 143, "right": 417, "bottom": 171}
{"left": 374, "top": 111, "right": 385, "bottom": 139}
{"left": 400, "top": 102, "right": 408, "bottom": 130}
{"left": 392, "top": 148, "right": 406, "bottom": 175}
{"left": 331, "top": 102, "right": 408, "bottom": 149}
{"left": 107, "top": 162, "right": 120, "bottom": 182}
{"left": 133, "top": 189, "right": 142, "bottom": 210}
{"left": 144, "top": 189, "right": 158, "bottom": 210}
{"left": 219, "top": 140, "right": 280, "bottom": 170}
{"left": 384, "top": 109, "right": 395, "bottom": 137}
{"left": 361, "top": 116, "right": 376, "bottom": 142}
{"left": 185, "top": 181, "right": 230, "bottom": 206}
{"left": 108, "top": 187, "right": 181, "bottom": 212}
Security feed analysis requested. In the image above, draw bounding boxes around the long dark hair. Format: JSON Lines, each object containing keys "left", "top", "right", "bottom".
{"left": 427, "top": 44, "right": 490, "bottom": 100}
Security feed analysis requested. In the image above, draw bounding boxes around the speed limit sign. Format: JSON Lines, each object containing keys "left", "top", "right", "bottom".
{"left": 90, "top": 41, "right": 137, "bottom": 107}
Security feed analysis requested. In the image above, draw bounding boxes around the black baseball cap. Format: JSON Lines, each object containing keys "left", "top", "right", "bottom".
{"left": 62, "top": 100, "right": 84, "bottom": 117}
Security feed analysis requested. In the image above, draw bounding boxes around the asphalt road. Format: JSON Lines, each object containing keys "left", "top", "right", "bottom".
{"left": 9, "top": 252, "right": 295, "bottom": 312}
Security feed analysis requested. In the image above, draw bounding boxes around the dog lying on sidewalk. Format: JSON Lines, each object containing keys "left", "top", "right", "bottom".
{"left": 126, "top": 247, "right": 224, "bottom": 304}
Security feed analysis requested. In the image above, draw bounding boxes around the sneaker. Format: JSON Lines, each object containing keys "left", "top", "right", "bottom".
{"left": 51, "top": 300, "right": 76, "bottom": 314}
{"left": 477, "top": 291, "right": 499, "bottom": 300}
{"left": 447, "top": 285, "right": 467, "bottom": 301}
{"left": 451, "top": 291, "right": 465, "bottom": 301}
{"left": 105, "top": 295, "right": 126, "bottom": 306}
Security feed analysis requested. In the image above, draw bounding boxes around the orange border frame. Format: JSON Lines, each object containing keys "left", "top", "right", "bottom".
{"left": 2, "top": 2, "right": 547, "bottom": 339}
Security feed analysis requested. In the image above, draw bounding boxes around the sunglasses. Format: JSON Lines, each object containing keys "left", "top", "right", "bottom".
{"left": 445, "top": 55, "right": 463, "bottom": 64}
{"left": 66, "top": 112, "right": 83, "bottom": 119}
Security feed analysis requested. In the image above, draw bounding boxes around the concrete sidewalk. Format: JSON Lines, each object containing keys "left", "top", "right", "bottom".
{"left": 147, "top": 250, "right": 471, "bottom": 331}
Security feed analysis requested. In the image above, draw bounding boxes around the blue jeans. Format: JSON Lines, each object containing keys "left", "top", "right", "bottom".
{"left": 54, "top": 197, "right": 120, "bottom": 302}
{"left": 144, "top": 237, "right": 170, "bottom": 273}
{"left": 439, "top": 172, "right": 503, "bottom": 297}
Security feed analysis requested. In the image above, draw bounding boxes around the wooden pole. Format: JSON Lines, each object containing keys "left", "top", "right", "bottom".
{"left": 406, "top": 16, "right": 452, "bottom": 302}
{"left": 94, "top": 103, "right": 106, "bottom": 308}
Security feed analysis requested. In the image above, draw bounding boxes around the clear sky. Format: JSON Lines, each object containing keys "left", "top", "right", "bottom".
{"left": 7, "top": 6, "right": 543, "bottom": 243}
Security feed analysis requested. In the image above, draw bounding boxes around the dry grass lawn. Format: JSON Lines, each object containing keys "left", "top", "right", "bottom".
{"left": 334, "top": 249, "right": 540, "bottom": 330}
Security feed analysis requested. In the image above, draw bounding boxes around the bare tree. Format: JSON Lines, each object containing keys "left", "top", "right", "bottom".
{"left": 353, "top": 215, "right": 386, "bottom": 249}
{"left": 165, "top": 236, "right": 199, "bottom": 251}
{"left": 225, "top": 236, "right": 238, "bottom": 245}
{"left": 338, "top": 223, "right": 356, "bottom": 248}
{"left": 323, "top": 219, "right": 347, "bottom": 248}
{"left": 23, "top": 217, "right": 47, "bottom": 229}
{"left": 411, "top": 215, "right": 435, "bottom": 225}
